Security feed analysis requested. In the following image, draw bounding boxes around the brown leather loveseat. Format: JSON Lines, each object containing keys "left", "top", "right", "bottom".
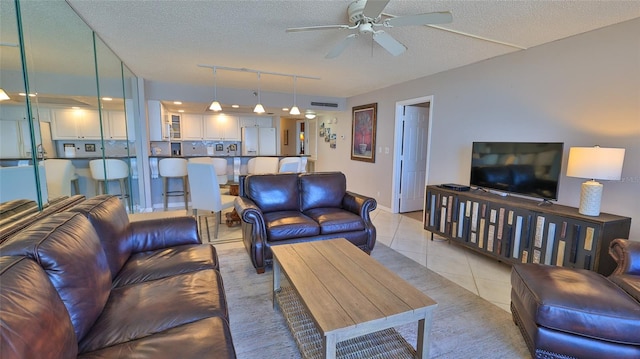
{"left": 0, "top": 195, "right": 236, "bottom": 358}
{"left": 235, "top": 172, "right": 377, "bottom": 273}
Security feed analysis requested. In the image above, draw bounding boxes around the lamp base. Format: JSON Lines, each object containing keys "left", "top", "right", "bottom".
{"left": 578, "top": 180, "right": 603, "bottom": 216}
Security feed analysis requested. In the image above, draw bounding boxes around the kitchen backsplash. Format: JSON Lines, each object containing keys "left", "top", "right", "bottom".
{"left": 55, "top": 140, "right": 135, "bottom": 158}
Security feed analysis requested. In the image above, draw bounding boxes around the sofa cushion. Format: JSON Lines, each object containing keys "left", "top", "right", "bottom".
{"left": 299, "top": 172, "right": 346, "bottom": 212}
{"left": 511, "top": 264, "right": 640, "bottom": 345}
{"left": 0, "top": 256, "right": 78, "bottom": 359}
{"left": 67, "top": 195, "right": 133, "bottom": 279}
{"left": 77, "top": 317, "right": 235, "bottom": 359}
{"left": 79, "top": 269, "right": 228, "bottom": 353}
{"left": 264, "top": 211, "right": 320, "bottom": 241}
{"left": 609, "top": 274, "right": 640, "bottom": 303}
{"left": 246, "top": 173, "right": 299, "bottom": 213}
{"left": 113, "top": 244, "right": 219, "bottom": 287}
{"left": 304, "top": 208, "right": 365, "bottom": 234}
{"left": 0, "top": 212, "right": 112, "bottom": 343}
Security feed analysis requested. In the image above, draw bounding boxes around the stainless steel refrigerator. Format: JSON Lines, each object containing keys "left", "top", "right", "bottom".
{"left": 241, "top": 127, "right": 277, "bottom": 156}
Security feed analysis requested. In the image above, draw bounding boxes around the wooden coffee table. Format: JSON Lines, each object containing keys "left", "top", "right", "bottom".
{"left": 272, "top": 238, "right": 437, "bottom": 359}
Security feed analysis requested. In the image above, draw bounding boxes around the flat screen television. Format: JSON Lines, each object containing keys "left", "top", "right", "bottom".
{"left": 470, "top": 142, "right": 564, "bottom": 200}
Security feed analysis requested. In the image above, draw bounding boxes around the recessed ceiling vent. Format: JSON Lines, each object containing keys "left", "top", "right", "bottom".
{"left": 310, "top": 101, "right": 338, "bottom": 108}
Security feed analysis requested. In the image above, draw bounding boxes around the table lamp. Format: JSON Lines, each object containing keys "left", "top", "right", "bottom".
{"left": 566, "top": 146, "right": 625, "bottom": 216}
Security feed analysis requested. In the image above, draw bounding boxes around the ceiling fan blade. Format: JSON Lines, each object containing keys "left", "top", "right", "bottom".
{"left": 372, "top": 31, "right": 406, "bottom": 56}
{"left": 363, "top": 0, "right": 390, "bottom": 19}
{"left": 325, "top": 34, "right": 358, "bottom": 59}
{"left": 385, "top": 11, "right": 453, "bottom": 27}
{"left": 286, "top": 24, "right": 351, "bottom": 32}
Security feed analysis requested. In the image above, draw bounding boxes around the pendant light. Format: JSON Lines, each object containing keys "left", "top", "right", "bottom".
{"left": 253, "top": 72, "right": 265, "bottom": 114}
{"left": 209, "top": 67, "right": 222, "bottom": 111}
{"left": 0, "top": 88, "right": 10, "bottom": 101}
{"left": 289, "top": 76, "right": 300, "bottom": 115}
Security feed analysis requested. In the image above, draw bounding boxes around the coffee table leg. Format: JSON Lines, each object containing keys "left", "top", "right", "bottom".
{"left": 417, "top": 310, "right": 435, "bottom": 359}
{"left": 323, "top": 334, "right": 337, "bottom": 359}
{"left": 273, "top": 258, "right": 281, "bottom": 310}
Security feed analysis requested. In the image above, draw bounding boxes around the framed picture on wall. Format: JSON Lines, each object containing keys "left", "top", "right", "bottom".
{"left": 351, "top": 103, "right": 377, "bottom": 163}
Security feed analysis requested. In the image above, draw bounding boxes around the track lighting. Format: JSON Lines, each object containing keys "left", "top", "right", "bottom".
{"left": 253, "top": 72, "right": 265, "bottom": 114}
{"left": 290, "top": 76, "right": 300, "bottom": 115}
{"left": 209, "top": 67, "right": 222, "bottom": 111}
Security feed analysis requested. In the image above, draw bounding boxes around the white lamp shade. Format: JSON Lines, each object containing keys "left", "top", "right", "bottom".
{"left": 209, "top": 100, "right": 222, "bottom": 111}
{"left": 0, "top": 88, "right": 9, "bottom": 101}
{"left": 253, "top": 103, "right": 265, "bottom": 114}
{"left": 289, "top": 106, "right": 300, "bottom": 115}
{"left": 566, "top": 147, "right": 625, "bottom": 180}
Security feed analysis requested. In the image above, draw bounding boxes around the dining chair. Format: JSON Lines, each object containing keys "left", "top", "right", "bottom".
{"left": 43, "top": 159, "right": 76, "bottom": 199}
{"left": 187, "top": 161, "right": 235, "bottom": 240}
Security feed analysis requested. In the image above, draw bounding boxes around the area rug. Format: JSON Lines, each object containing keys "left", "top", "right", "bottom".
{"left": 217, "top": 242, "right": 529, "bottom": 359}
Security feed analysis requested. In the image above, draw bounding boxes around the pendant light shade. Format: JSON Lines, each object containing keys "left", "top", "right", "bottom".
{"left": 289, "top": 76, "right": 300, "bottom": 115}
{"left": 254, "top": 72, "right": 265, "bottom": 114}
{"left": 0, "top": 88, "right": 9, "bottom": 101}
{"left": 209, "top": 67, "right": 222, "bottom": 112}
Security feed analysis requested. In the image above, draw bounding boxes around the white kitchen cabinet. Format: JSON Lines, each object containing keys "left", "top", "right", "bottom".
{"left": 51, "top": 108, "right": 103, "bottom": 140}
{"left": 0, "top": 105, "right": 50, "bottom": 157}
{"left": 181, "top": 113, "right": 204, "bottom": 140}
{"left": 240, "top": 116, "right": 272, "bottom": 128}
{"left": 204, "top": 114, "right": 240, "bottom": 140}
{"left": 106, "top": 111, "right": 128, "bottom": 140}
{"left": 148, "top": 100, "right": 170, "bottom": 141}
{"left": 0, "top": 120, "right": 21, "bottom": 158}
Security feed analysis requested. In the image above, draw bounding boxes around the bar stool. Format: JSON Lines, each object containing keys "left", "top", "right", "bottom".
{"left": 89, "top": 159, "right": 131, "bottom": 211}
{"left": 278, "top": 157, "right": 302, "bottom": 173}
{"left": 211, "top": 158, "right": 228, "bottom": 185}
{"left": 158, "top": 158, "right": 188, "bottom": 210}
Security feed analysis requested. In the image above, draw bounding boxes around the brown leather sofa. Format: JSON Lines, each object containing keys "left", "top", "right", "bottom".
{"left": 234, "top": 172, "right": 377, "bottom": 274}
{"left": 0, "top": 195, "right": 236, "bottom": 358}
{"left": 510, "top": 238, "right": 640, "bottom": 359}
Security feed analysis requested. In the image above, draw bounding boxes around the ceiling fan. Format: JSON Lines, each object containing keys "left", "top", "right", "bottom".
{"left": 286, "top": 0, "right": 453, "bottom": 59}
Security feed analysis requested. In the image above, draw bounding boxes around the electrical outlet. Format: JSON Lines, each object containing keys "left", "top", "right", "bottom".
{"left": 385, "top": 147, "right": 389, "bottom": 154}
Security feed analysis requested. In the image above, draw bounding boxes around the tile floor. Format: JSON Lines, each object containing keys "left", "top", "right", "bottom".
{"left": 142, "top": 206, "right": 513, "bottom": 313}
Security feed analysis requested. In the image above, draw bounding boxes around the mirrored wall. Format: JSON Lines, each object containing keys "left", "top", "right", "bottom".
{"left": 0, "top": 0, "right": 141, "bottom": 215}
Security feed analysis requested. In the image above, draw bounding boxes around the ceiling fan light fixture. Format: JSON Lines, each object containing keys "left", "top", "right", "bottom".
{"left": 305, "top": 111, "right": 316, "bottom": 119}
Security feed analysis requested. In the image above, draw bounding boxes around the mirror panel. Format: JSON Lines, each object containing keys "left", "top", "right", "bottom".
{"left": 0, "top": 0, "right": 141, "bottom": 219}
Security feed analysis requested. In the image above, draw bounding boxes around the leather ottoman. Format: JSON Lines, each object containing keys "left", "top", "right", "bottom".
{"left": 510, "top": 263, "right": 640, "bottom": 359}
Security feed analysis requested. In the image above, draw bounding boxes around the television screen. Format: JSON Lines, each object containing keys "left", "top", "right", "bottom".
{"left": 470, "top": 142, "right": 564, "bottom": 200}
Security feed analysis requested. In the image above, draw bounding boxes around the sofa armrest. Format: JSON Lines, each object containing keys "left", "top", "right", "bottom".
{"left": 342, "top": 191, "right": 377, "bottom": 219}
{"left": 609, "top": 238, "right": 640, "bottom": 276}
{"left": 234, "top": 196, "right": 270, "bottom": 271}
{"left": 129, "top": 216, "right": 201, "bottom": 253}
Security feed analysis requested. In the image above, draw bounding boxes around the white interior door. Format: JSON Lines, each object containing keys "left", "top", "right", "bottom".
{"left": 399, "top": 104, "right": 429, "bottom": 212}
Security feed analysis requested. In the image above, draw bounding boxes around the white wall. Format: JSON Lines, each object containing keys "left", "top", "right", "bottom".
{"left": 316, "top": 18, "right": 640, "bottom": 238}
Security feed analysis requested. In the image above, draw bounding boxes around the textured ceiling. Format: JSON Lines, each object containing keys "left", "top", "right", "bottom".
{"left": 57, "top": 1, "right": 640, "bottom": 100}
